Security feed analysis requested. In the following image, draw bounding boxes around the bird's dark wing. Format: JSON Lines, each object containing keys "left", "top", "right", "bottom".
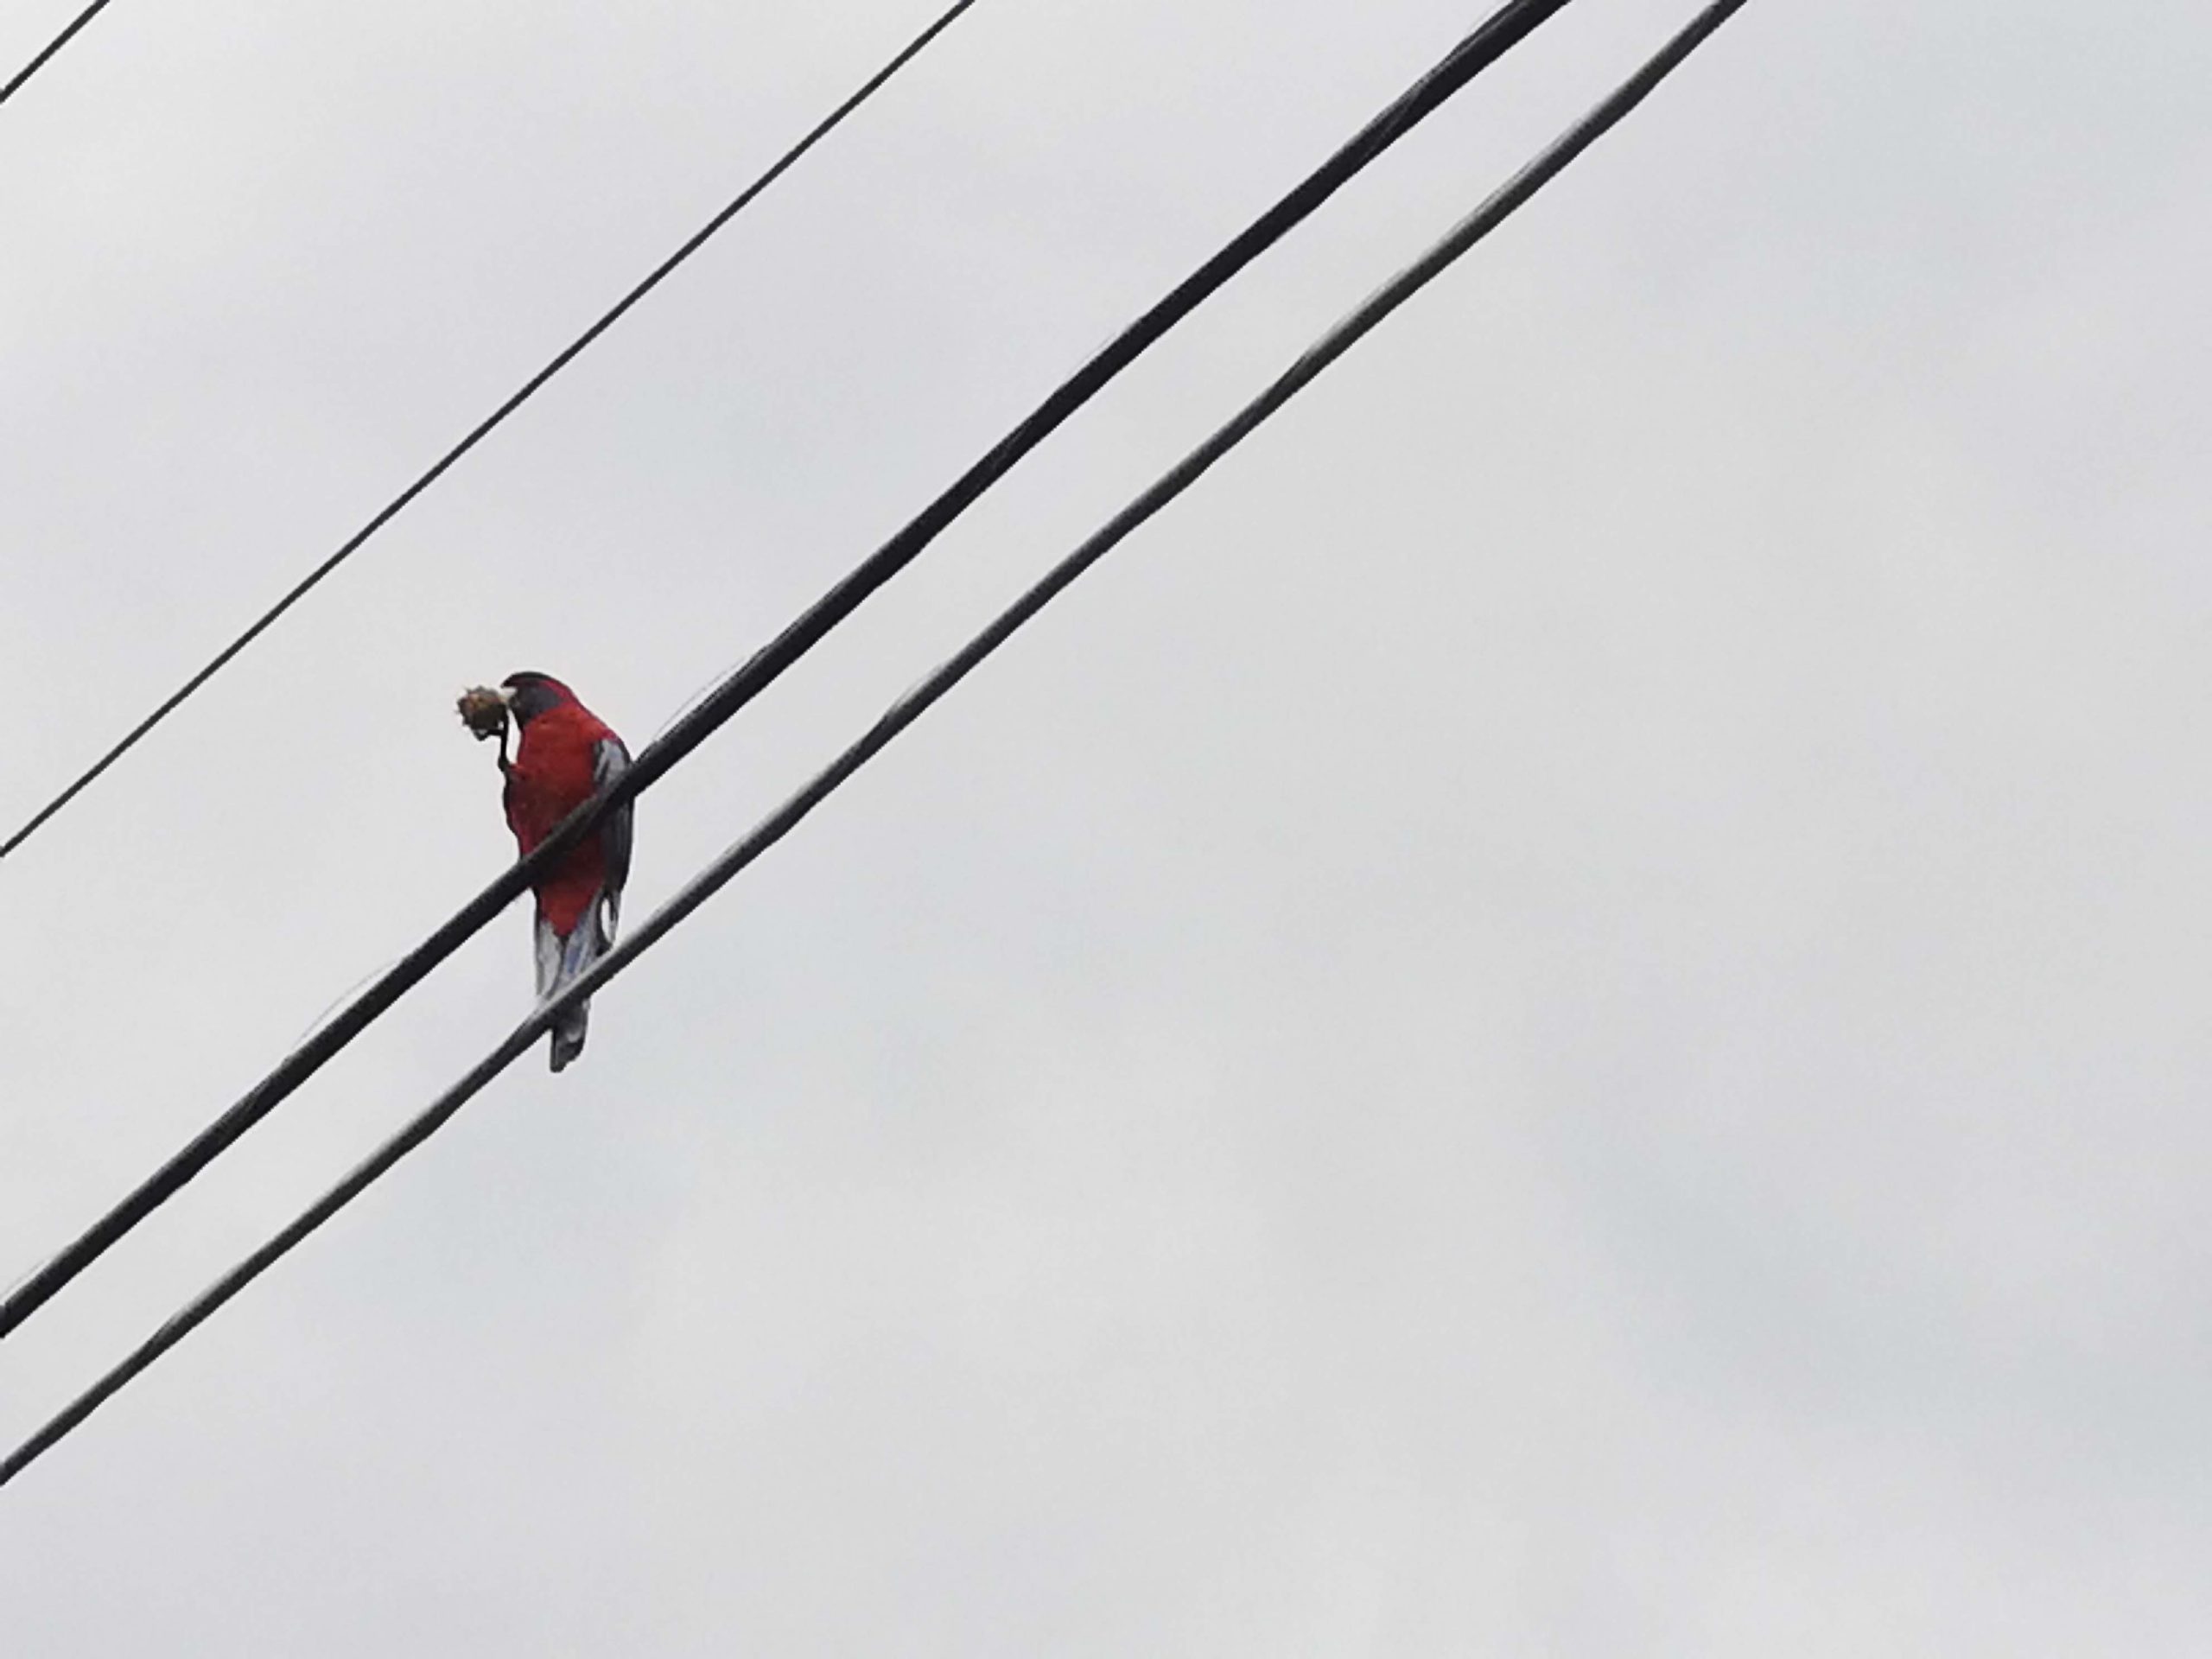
{"left": 593, "top": 735, "right": 634, "bottom": 901}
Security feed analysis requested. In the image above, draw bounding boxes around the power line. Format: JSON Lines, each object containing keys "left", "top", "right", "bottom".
{"left": 0, "top": 0, "right": 1581, "bottom": 1344}
{"left": 0, "top": 0, "right": 1757, "bottom": 1492}
{"left": 0, "top": 0, "right": 983, "bottom": 863}
{"left": 0, "top": 0, "right": 118, "bottom": 108}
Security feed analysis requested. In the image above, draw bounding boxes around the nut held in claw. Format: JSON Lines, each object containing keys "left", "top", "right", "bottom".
{"left": 456, "top": 685, "right": 511, "bottom": 741}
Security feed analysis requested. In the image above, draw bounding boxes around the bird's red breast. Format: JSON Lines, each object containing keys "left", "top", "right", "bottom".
{"left": 504, "top": 701, "right": 620, "bottom": 938}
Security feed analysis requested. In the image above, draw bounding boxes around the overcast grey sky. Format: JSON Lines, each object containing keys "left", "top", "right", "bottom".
{"left": 3, "top": 0, "right": 2209, "bottom": 1651}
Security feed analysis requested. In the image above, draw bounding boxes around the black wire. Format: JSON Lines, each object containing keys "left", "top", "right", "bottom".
{"left": 0, "top": 0, "right": 1581, "bottom": 1344}
{"left": 0, "top": 0, "right": 983, "bottom": 863}
{"left": 0, "top": 0, "right": 1757, "bottom": 1492}
{"left": 0, "top": 0, "right": 118, "bottom": 108}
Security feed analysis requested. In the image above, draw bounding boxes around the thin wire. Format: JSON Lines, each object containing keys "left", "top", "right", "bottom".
{"left": 289, "top": 957, "right": 407, "bottom": 1046}
{"left": 650, "top": 654, "right": 751, "bottom": 747}
{"left": 0, "top": 0, "right": 118, "bottom": 108}
{"left": 0, "top": 0, "right": 983, "bottom": 864}
{"left": 0, "top": 0, "right": 1757, "bottom": 1492}
{"left": 0, "top": 0, "right": 1582, "bottom": 1344}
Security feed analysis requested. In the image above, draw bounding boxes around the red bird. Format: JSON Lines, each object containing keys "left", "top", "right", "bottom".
{"left": 495, "top": 671, "right": 633, "bottom": 1071}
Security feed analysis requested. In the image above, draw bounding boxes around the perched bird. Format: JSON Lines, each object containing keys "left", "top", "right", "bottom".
{"left": 492, "top": 671, "right": 632, "bottom": 1071}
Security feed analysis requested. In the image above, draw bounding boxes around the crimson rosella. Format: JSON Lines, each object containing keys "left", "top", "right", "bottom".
{"left": 496, "top": 671, "right": 633, "bottom": 1071}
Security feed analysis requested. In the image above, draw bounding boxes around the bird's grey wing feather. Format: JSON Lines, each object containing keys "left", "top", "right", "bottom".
{"left": 533, "top": 909, "right": 564, "bottom": 1001}
{"left": 538, "top": 905, "right": 594, "bottom": 1071}
{"left": 593, "top": 736, "right": 634, "bottom": 914}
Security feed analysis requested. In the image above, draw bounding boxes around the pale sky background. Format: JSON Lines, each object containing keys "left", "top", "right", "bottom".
{"left": 3, "top": 0, "right": 2209, "bottom": 1652}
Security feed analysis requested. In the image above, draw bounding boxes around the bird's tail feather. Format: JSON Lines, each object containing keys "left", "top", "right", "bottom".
{"left": 536, "top": 894, "right": 617, "bottom": 1073}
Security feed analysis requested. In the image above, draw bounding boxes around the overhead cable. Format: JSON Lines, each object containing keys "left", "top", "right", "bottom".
{"left": 0, "top": 0, "right": 982, "bottom": 862}
{"left": 0, "top": 0, "right": 118, "bottom": 109}
{"left": 0, "top": 0, "right": 1580, "bottom": 1344}
{"left": 0, "top": 0, "right": 1758, "bottom": 1491}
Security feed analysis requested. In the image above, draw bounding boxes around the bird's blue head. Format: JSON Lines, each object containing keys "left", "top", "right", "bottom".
{"left": 499, "top": 671, "right": 578, "bottom": 726}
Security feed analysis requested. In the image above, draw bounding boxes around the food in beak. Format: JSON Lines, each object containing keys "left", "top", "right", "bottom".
{"left": 456, "top": 685, "right": 512, "bottom": 741}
